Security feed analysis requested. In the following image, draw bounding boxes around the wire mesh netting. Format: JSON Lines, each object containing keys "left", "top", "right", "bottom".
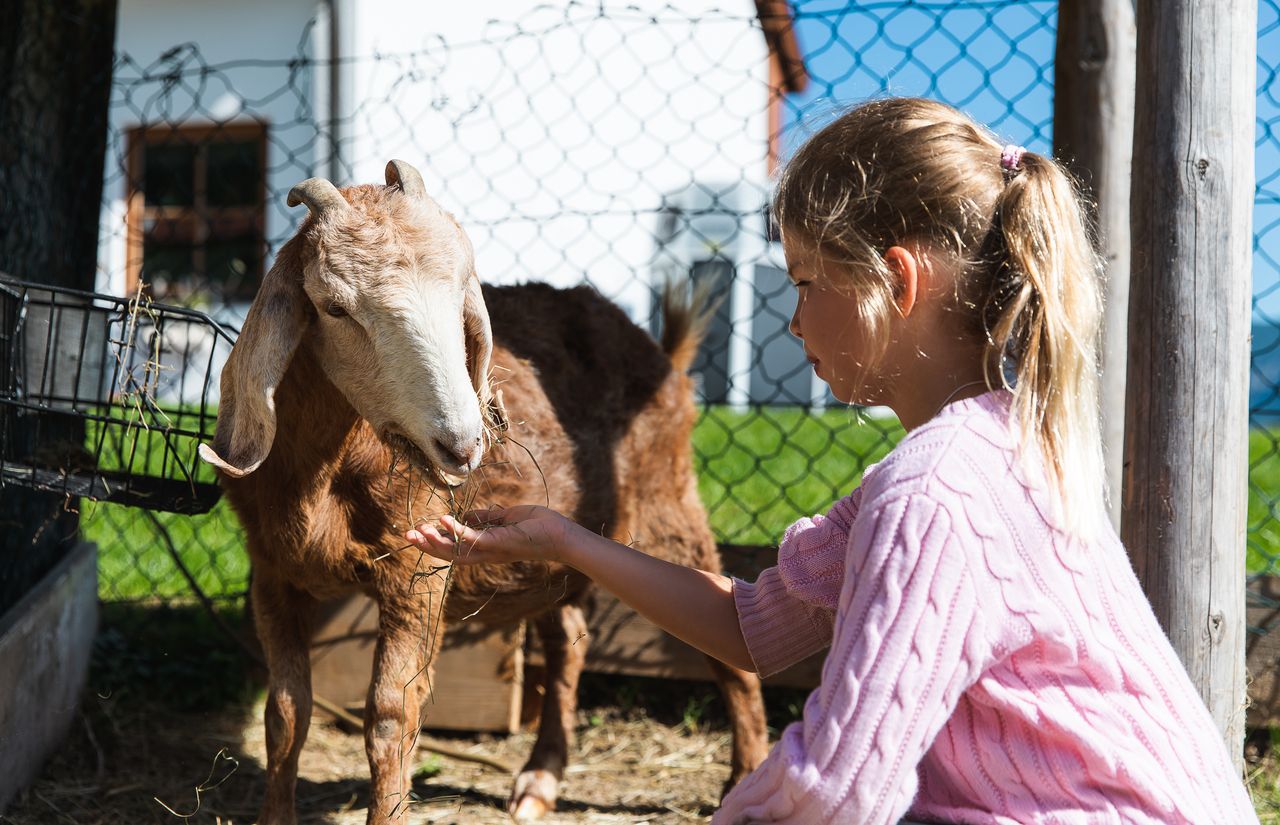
{"left": 1251, "top": 1, "right": 1280, "bottom": 597}
{"left": 1, "top": 0, "right": 1272, "bottom": 616}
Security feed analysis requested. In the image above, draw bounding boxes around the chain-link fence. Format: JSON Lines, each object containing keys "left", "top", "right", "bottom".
{"left": 1251, "top": 1, "right": 1280, "bottom": 588}
{"left": 6, "top": 1, "right": 1272, "bottom": 625}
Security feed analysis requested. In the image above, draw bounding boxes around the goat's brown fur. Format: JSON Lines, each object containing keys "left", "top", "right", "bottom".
{"left": 212, "top": 178, "right": 767, "bottom": 825}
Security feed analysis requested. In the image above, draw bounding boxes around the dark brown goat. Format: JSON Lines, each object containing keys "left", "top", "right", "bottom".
{"left": 200, "top": 161, "right": 768, "bottom": 825}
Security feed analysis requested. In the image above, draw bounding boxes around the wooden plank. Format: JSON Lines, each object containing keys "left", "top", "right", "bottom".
{"left": 1053, "top": 0, "right": 1135, "bottom": 528}
{"left": 309, "top": 595, "right": 525, "bottom": 734}
{"left": 527, "top": 543, "right": 823, "bottom": 689}
{"left": 527, "top": 587, "right": 823, "bottom": 689}
{"left": 309, "top": 543, "right": 824, "bottom": 735}
{"left": 1125, "top": 0, "right": 1255, "bottom": 767}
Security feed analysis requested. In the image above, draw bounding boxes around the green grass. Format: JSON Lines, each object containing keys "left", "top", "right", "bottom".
{"left": 81, "top": 407, "right": 247, "bottom": 602}
{"left": 83, "top": 497, "right": 248, "bottom": 602}
{"left": 80, "top": 406, "right": 1280, "bottom": 600}
{"left": 694, "top": 406, "right": 903, "bottom": 546}
{"left": 1251, "top": 427, "right": 1280, "bottom": 577}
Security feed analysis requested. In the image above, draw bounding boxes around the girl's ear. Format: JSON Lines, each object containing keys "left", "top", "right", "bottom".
{"left": 885, "top": 246, "right": 920, "bottom": 317}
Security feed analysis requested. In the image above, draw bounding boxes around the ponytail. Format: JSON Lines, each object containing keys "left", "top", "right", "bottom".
{"left": 981, "top": 151, "right": 1105, "bottom": 537}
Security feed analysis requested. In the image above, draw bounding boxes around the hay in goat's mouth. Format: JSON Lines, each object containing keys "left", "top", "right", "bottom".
{"left": 384, "top": 432, "right": 462, "bottom": 490}
{"left": 381, "top": 432, "right": 437, "bottom": 475}
{"left": 382, "top": 391, "right": 513, "bottom": 502}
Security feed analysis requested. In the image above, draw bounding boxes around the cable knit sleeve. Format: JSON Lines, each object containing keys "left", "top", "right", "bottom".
{"left": 731, "top": 486, "right": 863, "bottom": 677}
{"left": 715, "top": 491, "right": 990, "bottom": 825}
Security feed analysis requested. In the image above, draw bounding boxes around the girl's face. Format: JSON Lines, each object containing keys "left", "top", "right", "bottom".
{"left": 784, "top": 241, "right": 885, "bottom": 406}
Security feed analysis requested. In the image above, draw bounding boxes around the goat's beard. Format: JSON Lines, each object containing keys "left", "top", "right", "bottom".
{"left": 384, "top": 432, "right": 465, "bottom": 488}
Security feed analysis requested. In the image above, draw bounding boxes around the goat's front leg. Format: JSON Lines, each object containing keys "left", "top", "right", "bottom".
{"left": 253, "top": 574, "right": 318, "bottom": 825}
{"left": 510, "top": 602, "right": 589, "bottom": 821}
{"left": 705, "top": 655, "right": 769, "bottom": 791}
{"left": 365, "top": 592, "right": 444, "bottom": 824}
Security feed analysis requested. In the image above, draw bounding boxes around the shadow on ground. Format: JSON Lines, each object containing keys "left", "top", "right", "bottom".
{"left": 2, "top": 602, "right": 803, "bottom": 824}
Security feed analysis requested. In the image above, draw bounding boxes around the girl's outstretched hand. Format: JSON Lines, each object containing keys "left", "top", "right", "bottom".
{"left": 408, "top": 503, "right": 754, "bottom": 672}
{"left": 404, "top": 504, "right": 579, "bottom": 565}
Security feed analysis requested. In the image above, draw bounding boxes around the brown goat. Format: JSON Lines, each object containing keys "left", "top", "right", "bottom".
{"left": 200, "top": 161, "right": 768, "bottom": 824}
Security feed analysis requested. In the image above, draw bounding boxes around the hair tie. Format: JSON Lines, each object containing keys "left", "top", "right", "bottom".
{"left": 1001, "top": 144, "right": 1026, "bottom": 176}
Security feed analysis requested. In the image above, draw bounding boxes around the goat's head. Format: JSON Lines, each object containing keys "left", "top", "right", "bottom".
{"left": 199, "top": 160, "right": 493, "bottom": 484}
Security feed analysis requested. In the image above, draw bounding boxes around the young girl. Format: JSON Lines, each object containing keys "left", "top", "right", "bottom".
{"left": 405, "top": 97, "right": 1257, "bottom": 824}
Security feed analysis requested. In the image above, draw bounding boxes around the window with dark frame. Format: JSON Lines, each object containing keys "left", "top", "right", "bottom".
{"left": 126, "top": 123, "right": 267, "bottom": 303}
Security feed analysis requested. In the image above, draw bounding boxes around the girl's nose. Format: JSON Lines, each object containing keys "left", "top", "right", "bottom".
{"left": 788, "top": 307, "right": 803, "bottom": 339}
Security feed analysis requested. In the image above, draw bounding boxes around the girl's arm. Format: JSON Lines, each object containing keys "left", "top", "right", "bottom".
{"left": 406, "top": 506, "right": 756, "bottom": 673}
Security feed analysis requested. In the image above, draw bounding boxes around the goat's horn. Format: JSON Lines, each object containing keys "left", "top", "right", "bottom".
{"left": 286, "top": 178, "right": 350, "bottom": 216}
{"left": 385, "top": 159, "right": 426, "bottom": 198}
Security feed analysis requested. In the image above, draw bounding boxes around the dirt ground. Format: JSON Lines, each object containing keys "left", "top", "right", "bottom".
{"left": 2, "top": 675, "right": 785, "bottom": 825}
{"left": 1, "top": 603, "right": 809, "bottom": 825}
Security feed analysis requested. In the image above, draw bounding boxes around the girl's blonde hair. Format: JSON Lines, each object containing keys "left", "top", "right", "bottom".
{"left": 775, "top": 97, "right": 1105, "bottom": 536}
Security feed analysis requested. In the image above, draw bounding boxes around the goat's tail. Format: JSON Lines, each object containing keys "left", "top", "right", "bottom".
{"left": 659, "top": 276, "right": 720, "bottom": 374}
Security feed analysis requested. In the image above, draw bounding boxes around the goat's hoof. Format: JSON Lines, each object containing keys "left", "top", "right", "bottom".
{"left": 508, "top": 769, "right": 558, "bottom": 820}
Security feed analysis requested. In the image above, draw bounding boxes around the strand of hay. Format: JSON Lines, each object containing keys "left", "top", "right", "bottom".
{"left": 310, "top": 694, "right": 516, "bottom": 775}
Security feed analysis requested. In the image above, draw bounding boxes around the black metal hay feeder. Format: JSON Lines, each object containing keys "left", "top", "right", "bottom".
{"left": 0, "top": 275, "right": 237, "bottom": 514}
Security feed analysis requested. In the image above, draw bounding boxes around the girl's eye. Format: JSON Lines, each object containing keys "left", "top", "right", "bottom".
{"left": 325, "top": 302, "right": 348, "bottom": 318}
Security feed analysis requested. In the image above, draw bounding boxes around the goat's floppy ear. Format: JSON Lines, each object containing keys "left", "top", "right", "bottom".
{"left": 462, "top": 267, "right": 494, "bottom": 409}
{"left": 198, "top": 239, "right": 310, "bottom": 477}
{"left": 385, "top": 160, "right": 427, "bottom": 198}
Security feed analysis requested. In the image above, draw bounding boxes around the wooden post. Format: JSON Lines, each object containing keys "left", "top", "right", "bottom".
{"left": 1053, "top": 0, "right": 1135, "bottom": 528}
{"left": 1125, "top": 0, "right": 1255, "bottom": 769}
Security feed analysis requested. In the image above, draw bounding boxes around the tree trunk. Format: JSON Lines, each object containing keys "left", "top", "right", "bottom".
{"left": 1053, "top": 0, "right": 1135, "bottom": 529}
{"left": 1125, "top": 0, "right": 1255, "bottom": 770}
{"left": 0, "top": 0, "right": 118, "bottom": 614}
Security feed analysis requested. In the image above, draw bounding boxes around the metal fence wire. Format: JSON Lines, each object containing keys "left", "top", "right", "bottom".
{"left": 13, "top": 0, "right": 1271, "bottom": 619}
{"left": 1251, "top": 0, "right": 1280, "bottom": 613}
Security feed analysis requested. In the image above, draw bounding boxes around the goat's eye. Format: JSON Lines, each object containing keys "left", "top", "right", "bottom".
{"left": 325, "top": 302, "right": 348, "bottom": 318}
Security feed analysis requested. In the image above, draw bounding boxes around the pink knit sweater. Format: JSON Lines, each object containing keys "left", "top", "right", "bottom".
{"left": 718, "top": 391, "right": 1257, "bottom": 825}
